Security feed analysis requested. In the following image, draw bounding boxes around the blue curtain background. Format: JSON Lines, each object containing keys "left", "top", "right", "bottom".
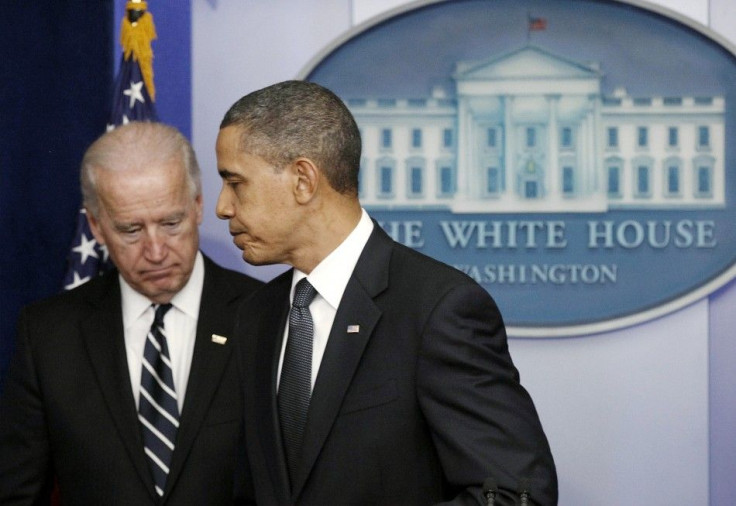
{"left": 0, "top": 2, "right": 114, "bottom": 390}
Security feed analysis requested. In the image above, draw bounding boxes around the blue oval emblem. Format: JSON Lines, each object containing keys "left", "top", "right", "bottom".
{"left": 301, "top": 0, "right": 736, "bottom": 336}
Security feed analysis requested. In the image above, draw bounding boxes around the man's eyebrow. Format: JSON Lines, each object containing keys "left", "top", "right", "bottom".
{"left": 218, "top": 168, "right": 239, "bottom": 178}
{"left": 114, "top": 220, "right": 141, "bottom": 231}
{"left": 161, "top": 210, "right": 187, "bottom": 222}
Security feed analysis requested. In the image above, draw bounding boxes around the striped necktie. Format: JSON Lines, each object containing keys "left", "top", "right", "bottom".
{"left": 138, "top": 303, "right": 179, "bottom": 498}
{"left": 278, "top": 278, "right": 318, "bottom": 486}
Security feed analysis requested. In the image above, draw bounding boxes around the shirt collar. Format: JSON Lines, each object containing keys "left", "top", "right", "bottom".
{"left": 292, "top": 209, "right": 374, "bottom": 309}
{"left": 121, "top": 251, "right": 204, "bottom": 326}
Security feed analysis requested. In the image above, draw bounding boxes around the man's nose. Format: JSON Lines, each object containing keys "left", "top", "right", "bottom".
{"left": 143, "top": 229, "right": 168, "bottom": 262}
{"left": 216, "top": 187, "right": 234, "bottom": 220}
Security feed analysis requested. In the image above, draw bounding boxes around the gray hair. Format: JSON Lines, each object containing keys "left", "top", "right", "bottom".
{"left": 81, "top": 121, "right": 201, "bottom": 215}
{"left": 220, "top": 80, "right": 361, "bottom": 196}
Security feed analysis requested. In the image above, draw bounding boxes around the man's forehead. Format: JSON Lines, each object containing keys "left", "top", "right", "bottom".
{"left": 104, "top": 201, "right": 191, "bottom": 222}
{"left": 98, "top": 181, "right": 194, "bottom": 219}
{"left": 217, "top": 124, "right": 242, "bottom": 144}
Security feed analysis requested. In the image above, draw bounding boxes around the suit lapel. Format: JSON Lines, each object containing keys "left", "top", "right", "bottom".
{"left": 164, "top": 259, "right": 242, "bottom": 495}
{"left": 252, "top": 273, "right": 293, "bottom": 502}
{"left": 80, "top": 273, "right": 157, "bottom": 500}
{"left": 291, "top": 224, "right": 391, "bottom": 498}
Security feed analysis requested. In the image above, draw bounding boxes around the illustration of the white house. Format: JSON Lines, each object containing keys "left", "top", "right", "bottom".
{"left": 347, "top": 45, "right": 725, "bottom": 213}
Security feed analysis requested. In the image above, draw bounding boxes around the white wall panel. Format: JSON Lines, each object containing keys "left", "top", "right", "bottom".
{"left": 711, "top": 0, "right": 736, "bottom": 46}
{"left": 645, "top": 0, "right": 708, "bottom": 24}
{"left": 510, "top": 300, "right": 709, "bottom": 504}
{"left": 352, "top": 0, "right": 408, "bottom": 25}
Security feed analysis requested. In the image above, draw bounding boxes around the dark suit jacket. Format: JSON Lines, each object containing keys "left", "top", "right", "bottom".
{"left": 236, "top": 224, "right": 557, "bottom": 506}
{"left": 0, "top": 255, "right": 262, "bottom": 505}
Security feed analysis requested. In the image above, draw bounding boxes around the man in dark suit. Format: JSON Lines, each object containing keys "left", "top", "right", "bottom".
{"left": 216, "top": 81, "right": 557, "bottom": 505}
{"left": 0, "top": 122, "right": 262, "bottom": 504}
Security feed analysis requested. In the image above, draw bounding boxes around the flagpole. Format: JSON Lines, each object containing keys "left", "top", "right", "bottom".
{"left": 121, "top": 0, "right": 157, "bottom": 102}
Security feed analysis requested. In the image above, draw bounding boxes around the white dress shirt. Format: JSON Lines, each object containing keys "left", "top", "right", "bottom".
{"left": 278, "top": 209, "right": 374, "bottom": 391}
{"left": 121, "top": 252, "right": 204, "bottom": 412}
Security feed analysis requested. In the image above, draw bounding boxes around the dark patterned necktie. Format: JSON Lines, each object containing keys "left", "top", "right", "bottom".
{"left": 278, "top": 278, "right": 318, "bottom": 485}
{"left": 138, "top": 303, "right": 179, "bottom": 498}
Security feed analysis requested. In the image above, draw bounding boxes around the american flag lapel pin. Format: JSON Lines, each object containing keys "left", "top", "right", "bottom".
{"left": 347, "top": 324, "right": 360, "bottom": 334}
{"left": 211, "top": 334, "right": 228, "bottom": 345}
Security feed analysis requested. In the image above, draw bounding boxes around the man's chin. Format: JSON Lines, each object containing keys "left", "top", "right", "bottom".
{"left": 136, "top": 277, "right": 186, "bottom": 303}
{"left": 242, "top": 251, "right": 273, "bottom": 267}
{"left": 243, "top": 255, "right": 266, "bottom": 266}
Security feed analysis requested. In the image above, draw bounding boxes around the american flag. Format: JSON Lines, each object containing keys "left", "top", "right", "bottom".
{"left": 62, "top": 7, "right": 158, "bottom": 291}
{"left": 528, "top": 15, "right": 547, "bottom": 32}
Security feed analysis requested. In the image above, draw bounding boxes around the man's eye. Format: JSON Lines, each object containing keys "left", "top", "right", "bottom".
{"left": 118, "top": 228, "right": 141, "bottom": 240}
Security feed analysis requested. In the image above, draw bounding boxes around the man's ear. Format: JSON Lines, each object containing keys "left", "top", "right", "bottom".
{"left": 292, "top": 158, "right": 320, "bottom": 204}
{"left": 86, "top": 208, "right": 106, "bottom": 246}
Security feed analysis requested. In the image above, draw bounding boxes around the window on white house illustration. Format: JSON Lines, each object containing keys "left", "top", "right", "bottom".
{"left": 637, "top": 127, "right": 648, "bottom": 148}
{"left": 411, "top": 128, "right": 422, "bottom": 149}
{"left": 561, "top": 127, "right": 573, "bottom": 148}
{"left": 698, "top": 126, "right": 710, "bottom": 148}
{"left": 562, "top": 166, "right": 575, "bottom": 195}
{"left": 486, "top": 167, "right": 500, "bottom": 194}
{"left": 666, "top": 164, "right": 680, "bottom": 195}
{"left": 378, "top": 164, "right": 394, "bottom": 197}
{"left": 607, "top": 165, "right": 621, "bottom": 197}
{"left": 696, "top": 165, "right": 713, "bottom": 197}
{"left": 487, "top": 128, "right": 497, "bottom": 148}
{"left": 438, "top": 165, "right": 456, "bottom": 197}
{"left": 607, "top": 127, "right": 618, "bottom": 148}
{"left": 668, "top": 127, "right": 678, "bottom": 148}
{"left": 381, "top": 128, "right": 392, "bottom": 149}
{"left": 443, "top": 128, "right": 453, "bottom": 149}
{"left": 526, "top": 127, "right": 536, "bottom": 148}
{"left": 409, "top": 166, "right": 423, "bottom": 196}
{"left": 636, "top": 165, "right": 651, "bottom": 196}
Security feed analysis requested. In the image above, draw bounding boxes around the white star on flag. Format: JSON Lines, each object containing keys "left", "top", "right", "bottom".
{"left": 72, "top": 233, "right": 99, "bottom": 265}
{"left": 65, "top": 271, "right": 91, "bottom": 291}
{"left": 99, "top": 244, "right": 110, "bottom": 263}
{"left": 123, "top": 80, "right": 145, "bottom": 108}
{"left": 106, "top": 114, "right": 130, "bottom": 132}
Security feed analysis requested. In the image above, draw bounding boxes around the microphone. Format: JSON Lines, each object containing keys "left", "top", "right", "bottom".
{"left": 518, "top": 479, "right": 531, "bottom": 506}
{"left": 482, "top": 477, "right": 497, "bottom": 506}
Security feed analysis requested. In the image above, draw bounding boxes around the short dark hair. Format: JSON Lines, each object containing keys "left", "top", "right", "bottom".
{"left": 220, "top": 80, "right": 361, "bottom": 195}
